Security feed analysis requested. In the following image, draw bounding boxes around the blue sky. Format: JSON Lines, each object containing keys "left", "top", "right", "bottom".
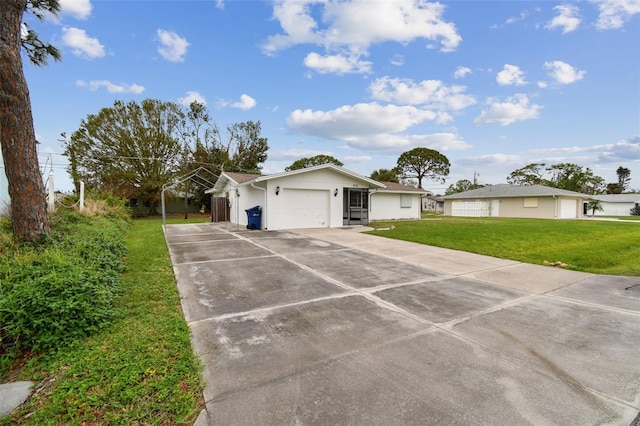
{"left": 16, "top": 0, "right": 640, "bottom": 194}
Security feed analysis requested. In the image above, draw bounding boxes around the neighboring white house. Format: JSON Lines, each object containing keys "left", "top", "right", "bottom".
{"left": 585, "top": 194, "right": 640, "bottom": 216}
{"left": 442, "top": 184, "right": 587, "bottom": 219}
{"left": 205, "top": 164, "right": 426, "bottom": 230}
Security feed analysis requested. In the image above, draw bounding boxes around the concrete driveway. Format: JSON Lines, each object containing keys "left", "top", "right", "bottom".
{"left": 164, "top": 223, "right": 640, "bottom": 426}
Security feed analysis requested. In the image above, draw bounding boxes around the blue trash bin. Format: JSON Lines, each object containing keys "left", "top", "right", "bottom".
{"left": 245, "top": 206, "right": 262, "bottom": 230}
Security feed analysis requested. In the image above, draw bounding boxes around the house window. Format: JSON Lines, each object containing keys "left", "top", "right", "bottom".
{"left": 400, "top": 194, "right": 412, "bottom": 208}
{"left": 523, "top": 197, "right": 538, "bottom": 208}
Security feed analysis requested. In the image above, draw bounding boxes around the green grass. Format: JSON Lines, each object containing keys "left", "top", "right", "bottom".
{"left": 368, "top": 217, "right": 640, "bottom": 276}
{"left": 2, "top": 216, "right": 207, "bottom": 425}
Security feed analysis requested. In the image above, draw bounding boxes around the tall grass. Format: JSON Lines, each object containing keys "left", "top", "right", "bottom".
{"left": 1, "top": 213, "right": 205, "bottom": 424}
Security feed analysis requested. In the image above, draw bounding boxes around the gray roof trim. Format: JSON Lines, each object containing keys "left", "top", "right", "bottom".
{"left": 591, "top": 194, "right": 640, "bottom": 203}
{"left": 441, "top": 184, "right": 589, "bottom": 200}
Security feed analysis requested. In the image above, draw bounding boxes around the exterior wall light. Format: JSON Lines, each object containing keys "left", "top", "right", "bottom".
{"left": 235, "top": 189, "right": 240, "bottom": 197}
{"left": 276, "top": 186, "right": 280, "bottom": 195}
{"left": 334, "top": 188, "right": 339, "bottom": 197}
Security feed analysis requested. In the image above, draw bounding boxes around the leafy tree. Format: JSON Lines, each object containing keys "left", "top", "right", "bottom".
{"left": 285, "top": 154, "right": 343, "bottom": 172}
{"left": 617, "top": 166, "right": 631, "bottom": 192}
{"left": 226, "top": 121, "right": 269, "bottom": 173}
{"left": 65, "top": 99, "right": 185, "bottom": 215}
{"left": 506, "top": 163, "right": 547, "bottom": 186}
{"left": 506, "top": 162, "right": 605, "bottom": 194}
{"left": 396, "top": 147, "right": 450, "bottom": 189}
{"left": 586, "top": 199, "right": 604, "bottom": 216}
{"left": 547, "top": 163, "right": 604, "bottom": 194}
{"left": 445, "top": 179, "right": 472, "bottom": 195}
{"left": 370, "top": 167, "right": 400, "bottom": 183}
{"left": 0, "top": 0, "right": 61, "bottom": 241}
{"left": 606, "top": 182, "right": 622, "bottom": 194}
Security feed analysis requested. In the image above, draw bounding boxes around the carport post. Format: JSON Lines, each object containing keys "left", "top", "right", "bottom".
{"left": 161, "top": 187, "right": 166, "bottom": 228}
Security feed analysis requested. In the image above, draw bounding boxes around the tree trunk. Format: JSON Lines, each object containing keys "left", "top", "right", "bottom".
{"left": 0, "top": 1, "right": 50, "bottom": 241}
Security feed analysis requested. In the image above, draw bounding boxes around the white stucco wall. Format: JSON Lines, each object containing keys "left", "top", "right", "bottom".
{"left": 267, "top": 168, "right": 368, "bottom": 230}
{"left": 594, "top": 202, "right": 635, "bottom": 216}
{"left": 370, "top": 192, "right": 421, "bottom": 220}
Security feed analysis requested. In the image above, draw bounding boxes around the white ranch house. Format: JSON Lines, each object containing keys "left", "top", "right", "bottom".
{"left": 585, "top": 194, "right": 640, "bottom": 216}
{"left": 205, "top": 164, "right": 425, "bottom": 230}
{"left": 442, "top": 184, "right": 587, "bottom": 219}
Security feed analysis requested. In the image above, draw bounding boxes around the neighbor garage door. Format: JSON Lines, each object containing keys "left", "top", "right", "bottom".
{"left": 560, "top": 199, "right": 577, "bottom": 218}
{"left": 281, "top": 189, "right": 329, "bottom": 229}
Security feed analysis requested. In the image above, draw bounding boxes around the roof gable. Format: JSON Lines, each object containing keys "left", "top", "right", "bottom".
{"left": 254, "top": 164, "right": 385, "bottom": 188}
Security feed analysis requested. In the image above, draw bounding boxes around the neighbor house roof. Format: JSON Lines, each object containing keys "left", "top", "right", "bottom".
{"left": 590, "top": 194, "right": 640, "bottom": 203}
{"left": 378, "top": 181, "right": 428, "bottom": 194}
{"left": 442, "top": 184, "right": 589, "bottom": 200}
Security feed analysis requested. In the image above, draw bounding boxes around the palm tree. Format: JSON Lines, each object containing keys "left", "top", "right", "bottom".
{"left": 586, "top": 199, "right": 604, "bottom": 216}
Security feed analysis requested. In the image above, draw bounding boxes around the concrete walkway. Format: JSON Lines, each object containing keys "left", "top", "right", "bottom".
{"left": 165, "top": 223, "right": 640, "bottom": 426}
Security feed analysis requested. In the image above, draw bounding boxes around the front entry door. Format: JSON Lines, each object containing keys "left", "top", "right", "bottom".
{"left": 343, "top": 188, "right": 369, "bottom": 225}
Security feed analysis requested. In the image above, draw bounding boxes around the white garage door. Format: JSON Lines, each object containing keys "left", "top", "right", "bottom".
{"left": 451, "top": 201, "right": 490, "bottom": 217}
{"left": 560, "top": 199, "right": 577, "bottom": 218}
{"left": 282, "top": 189, "right": 329, "bottom": 229}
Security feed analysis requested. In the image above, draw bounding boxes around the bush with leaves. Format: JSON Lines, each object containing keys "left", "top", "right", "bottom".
{"left": 0, "top": 208, "right": 129, "bottom": 361}
{"left": 631, "top": 204, "right": 640, "bottom": 216}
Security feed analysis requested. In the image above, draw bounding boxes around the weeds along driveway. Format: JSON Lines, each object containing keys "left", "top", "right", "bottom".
{"left": 164, "top": 223, "right": 640, "bottom": 426}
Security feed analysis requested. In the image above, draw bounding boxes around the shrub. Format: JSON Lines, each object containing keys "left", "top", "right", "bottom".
{"left": 631, "top": 204, "right": 640, "bottom": 216}
{"left": 0, "top": 210, "right": 129, "bottom": 359}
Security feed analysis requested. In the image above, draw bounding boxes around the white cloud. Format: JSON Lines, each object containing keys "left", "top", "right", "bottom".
{"left": 506, "top": 10, "right": 529, "bottom": 24}
{"left": 474, "top": 94, "right": 541, "bottom": 126}
{"left": 537, "top": 81, "right": 549, "bottom": 88}
{"left": 453, "top": 66, "right": 472, "bottom": 79}
{"left": 595, "top": 135, "right": 640, "bottom": 162}
{"left": 76, "top": 80, "right": 145, "bottom": 94}
{"left": 535, "top": 135, "right": 640, "bottom": 162}
{"left": 343, "top": 155, "right": 372, "bottom": 164}
{"left": 61, "top": 27, "right": 104, "bottom": 59}
{"left": 496, "top": 64, "right": 527, "bottom": 86}
{"left": 544, "top": 60, "right": 586, "bottom": 84}
{"left": 215, "top": 0, "right": 224, "bottom": 10}
{"left": 269, "top": 149, "right": 335, "bottom": 161}
{"left": 286, "top": 103, "right": 470, "bottom": 152}
{"left": 545, "top": 4, "right": 581, "bottom": 33}
{"left": 287, "top": 103, "right": 442, "bottom": 140}
{"left": 369, "top": 77, "right": 476, "bottom": 111}
{"left": 218, "top": 94, "right": 257, "bottom": 110}
{"left": 590, "top": 0, "right": 640, "bottom": 29}
{"left": 303, "top": 52, "right": 372, "bottom": 74}
{"left": 262, "top": 0, "right": 462, "bottom": 74}
{"left": 59, "top": 0, "right": 92, "bottom": 20}
{"left": 157, "top": 29, "right": 190, "bottom": 63}
{"left": 178, "top": 91, "right": 207, "bottom": 106}
{"left": 390, "top": 54, "right": 404, "bottom": 67}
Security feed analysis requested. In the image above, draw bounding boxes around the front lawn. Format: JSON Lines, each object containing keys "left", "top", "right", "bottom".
{"left": 368, "top": 217, "right": 640, "bottom": 276}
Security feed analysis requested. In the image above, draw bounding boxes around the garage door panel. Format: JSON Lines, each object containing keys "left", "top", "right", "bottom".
{"left": 560, "top": 199, "right": 577, "bottom": 218}
{"left": 282, "top": 189, "right": 329, "bottom": 229}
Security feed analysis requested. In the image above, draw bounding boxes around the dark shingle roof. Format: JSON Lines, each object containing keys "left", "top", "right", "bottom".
{"left": 379, "top": 181, "right": 427, "bottom": 193}
{"left": 224, "top": 172, "right": 261, "bottom": 184}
